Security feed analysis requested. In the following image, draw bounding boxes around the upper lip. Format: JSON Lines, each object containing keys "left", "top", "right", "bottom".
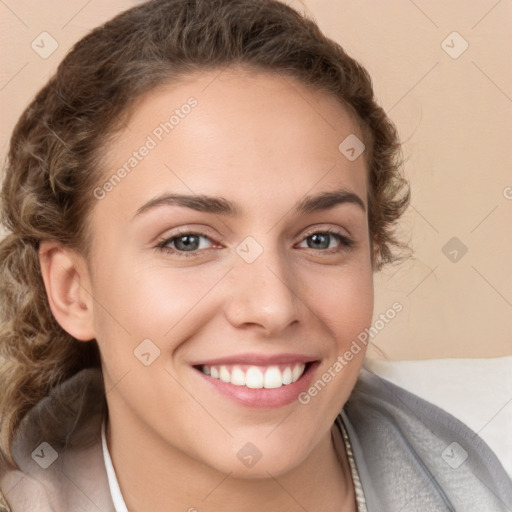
{"left": 191, "top": 353, "right": 318, "bottom": 367}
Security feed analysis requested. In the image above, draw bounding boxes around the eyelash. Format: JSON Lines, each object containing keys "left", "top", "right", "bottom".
{"left": 155, "top": 227, "right": 355, "bottom": 258}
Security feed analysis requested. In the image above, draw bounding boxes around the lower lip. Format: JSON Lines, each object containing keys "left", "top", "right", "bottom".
{"left": 193, "top": 362, "right": 319, "bottom": 409}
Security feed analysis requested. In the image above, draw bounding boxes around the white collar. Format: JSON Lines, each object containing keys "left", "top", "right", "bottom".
{"left": 101, "top": 418, "right": 129, "bottom": 512}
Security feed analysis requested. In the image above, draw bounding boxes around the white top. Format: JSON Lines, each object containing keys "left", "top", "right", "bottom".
{"left": 100, "top": 416, "right": 366, "bottom": 511}
{"left": 101, "top": 419, "right": 129, "bottom": 512}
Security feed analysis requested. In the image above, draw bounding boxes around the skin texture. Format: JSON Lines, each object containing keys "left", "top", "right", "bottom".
{"left": 39, "top": 67, "right": 374, "bottom": 511}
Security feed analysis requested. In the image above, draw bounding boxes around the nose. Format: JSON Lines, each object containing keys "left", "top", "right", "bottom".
{"left": 223, "top": 240, "right": 301, "bottom": 336}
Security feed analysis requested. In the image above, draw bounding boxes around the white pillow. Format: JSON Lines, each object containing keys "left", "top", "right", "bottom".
{"left": 363, "top": 356, "right": 512, "bottom": 479}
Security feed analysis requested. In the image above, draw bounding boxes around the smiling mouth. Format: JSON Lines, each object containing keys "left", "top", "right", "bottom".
{"left": 193, "top": 362, "right": 312, "bottom": 389}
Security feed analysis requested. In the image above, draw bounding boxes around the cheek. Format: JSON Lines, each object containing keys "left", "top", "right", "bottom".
{"left": 296, "top": 265, "right": 373, "bottom": 417}
{"left": 89, "top": 256, "right": 227, "bottom": 356}
{"left": 125, "top": 263, "right": 232, "bottom": 327}
{"left": 303, "top": 261, "right": 374, "bottom": 341}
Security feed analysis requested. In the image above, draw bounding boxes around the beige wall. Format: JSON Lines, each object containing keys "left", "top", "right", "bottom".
{"left": 1, "top": 1, "right": 510, "bottom": 359}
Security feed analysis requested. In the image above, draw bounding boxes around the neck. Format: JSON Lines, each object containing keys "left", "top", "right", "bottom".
{"left": 107, "top": 416, "right": 356, "bottom": 512}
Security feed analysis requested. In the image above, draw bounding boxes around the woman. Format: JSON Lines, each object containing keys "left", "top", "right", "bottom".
{"left": 0, "top": 0, "right": 510, "bottom": 510}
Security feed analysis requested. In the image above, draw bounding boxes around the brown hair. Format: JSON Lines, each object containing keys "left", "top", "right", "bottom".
{"left": 0, "top": 0, "right": 410, "bottom": 467}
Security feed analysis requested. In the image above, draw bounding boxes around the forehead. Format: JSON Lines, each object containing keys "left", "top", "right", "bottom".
{"left": 95, "top": 68, "right": 368, "bottom": 220}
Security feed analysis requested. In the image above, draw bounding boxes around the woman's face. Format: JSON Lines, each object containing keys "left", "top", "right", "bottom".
{"left": 84, "top": 67, "right": 374, "bottom": 477}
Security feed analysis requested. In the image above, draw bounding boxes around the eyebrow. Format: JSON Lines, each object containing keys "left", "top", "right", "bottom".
{"left": 133, "top": 187, "right": 366, "bottom": 220}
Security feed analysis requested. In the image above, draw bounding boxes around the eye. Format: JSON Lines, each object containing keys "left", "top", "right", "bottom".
{"left": 297, "top": 229, "right": 355, "bottom": 253}
{"left": 156, "top": 231, "right": 215, "bottom": 257}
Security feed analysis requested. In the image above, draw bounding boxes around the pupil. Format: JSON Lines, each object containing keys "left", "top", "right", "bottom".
{"left": 177, "top": 235, "right": 198, "bottom": 251}
{"left": 311, "top": 233, "right": 328, "bottom": 249}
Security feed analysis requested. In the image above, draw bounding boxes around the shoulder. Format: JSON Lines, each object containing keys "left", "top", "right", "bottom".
{"left": 342, "top": 367, "right": 512, "bottom": 511}
{"left": 0, "top": 368, "right": 115, "bottom": 512}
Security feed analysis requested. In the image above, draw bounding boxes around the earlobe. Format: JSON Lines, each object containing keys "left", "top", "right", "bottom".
{"left": 38, "top": 241, "right": 96, "bottom": 341}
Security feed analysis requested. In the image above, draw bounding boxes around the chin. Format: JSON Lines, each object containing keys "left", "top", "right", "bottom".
{"left": 199, "top": 438, "right": 312, "bottom": 480}
{"left": 216, "top": 456, "right": 302, "bottom": 480}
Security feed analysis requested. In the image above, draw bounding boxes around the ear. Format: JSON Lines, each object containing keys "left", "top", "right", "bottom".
{"left": 38, "top": 240, "right": 96, "bottom": 341}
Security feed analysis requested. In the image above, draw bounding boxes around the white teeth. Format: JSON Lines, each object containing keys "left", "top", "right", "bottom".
{"left": 200, "top": 362, "right": 307, "bottom": 389}
{"left": 282, "top": 367, "right": 293, "bottom": 385}
{"left": 219, "top": 365, "right": 231, "bottom": 383}
{"left": 245, "top": 367, "right": 264, "bottom": 389}
{"left": 263, "top": 366, "right": 282, "bottom": 389}
{"left": 231, "top": 366, "right": 246, "bottom": 386}
{"left": 292, "top": 364, "right": 303, "bottom": 382}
